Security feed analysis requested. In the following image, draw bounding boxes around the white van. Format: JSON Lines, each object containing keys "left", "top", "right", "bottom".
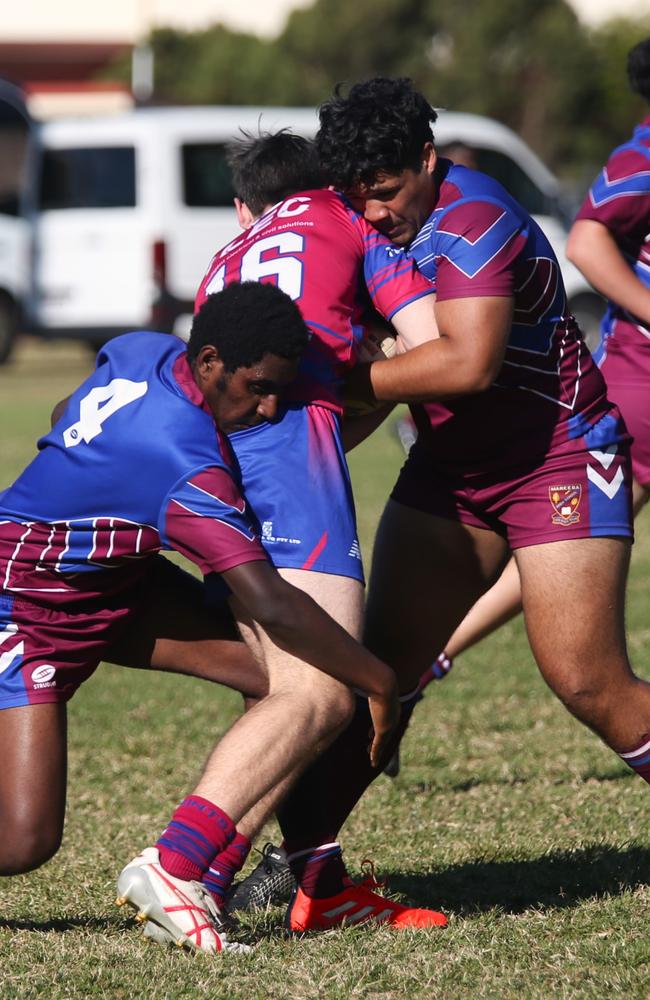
{"left": 22, "top": 106, "right": 319, "bottom": 345}
{"left": 22, "top": 105, "right": 603, "bottom": 348}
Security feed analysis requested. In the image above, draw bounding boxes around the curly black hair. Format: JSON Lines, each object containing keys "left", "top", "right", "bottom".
{"left": 316, "top": 77, "right": 437, "bottom": 190}
{"left": 228, "top": 129, "right": 325, "bottom": 217}
{"left": 628, "top": 38, "right": 650, "bottom": 104}
{"left": 187, "top": 282, "right": 309, "bottom": 373}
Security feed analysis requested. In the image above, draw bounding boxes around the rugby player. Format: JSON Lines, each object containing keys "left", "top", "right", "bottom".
{"left": 191, "top": 131, "right": 447, "bottom": 930}
{"left": 264, "top": 78, "right": 650, "bottom": 923}
{"left": 0, "top": 282, "right": 404, "bottom": 953}
{"left": 395, "top": 36, "right": 650, "bottom": 705}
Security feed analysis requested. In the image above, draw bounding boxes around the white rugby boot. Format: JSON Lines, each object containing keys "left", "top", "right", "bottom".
{"left": 116, "top": 847, "right": 250, "bottom": 954}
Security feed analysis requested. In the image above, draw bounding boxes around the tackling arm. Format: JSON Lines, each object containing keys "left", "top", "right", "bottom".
{"left": 351, "top": 295, "right": 513, "bottom": 404}
{"left": 222, "top": 559, "right": 400, "bottom": 765}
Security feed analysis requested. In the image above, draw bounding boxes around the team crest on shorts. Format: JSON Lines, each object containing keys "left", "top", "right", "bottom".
{"left": 549, "top": 485, "right": 581, "bottom": 525}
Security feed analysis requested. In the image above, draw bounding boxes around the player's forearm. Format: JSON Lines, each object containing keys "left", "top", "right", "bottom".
{"left": 567, "top": 219, "right": 650, "bottom": 326}
{"left": 225, "top": 563, "right": 397, "bottom": 698}
{"left": 367, "top": 295, "right": 512, "bottom": 403}
{"left": 342, "top": 403, "right": 395, "bottom": 451}
{"left": 263, "top": 587, "right": 398, "bottom": 699}
{"left": 367, "top": 337, "right": 492, "bottom": 402}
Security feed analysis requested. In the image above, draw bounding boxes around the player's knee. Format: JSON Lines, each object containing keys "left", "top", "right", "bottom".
{"left": 550, "top": 672, "right": 620, "bottom": 729}
{"left": 301, "top": 677, "right": 355, "bottom": 741}
{"left": 0, "top": 815, "right": 63, "bottom": 875}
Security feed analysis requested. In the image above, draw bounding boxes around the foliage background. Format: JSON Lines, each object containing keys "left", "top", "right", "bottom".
{"left": 103, "top": 0, "right": 650, "bottom": 183}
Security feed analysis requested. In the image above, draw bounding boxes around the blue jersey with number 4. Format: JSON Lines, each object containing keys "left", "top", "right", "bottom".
{"left": 0, "top": 332, "right": 265, "bottom": 602}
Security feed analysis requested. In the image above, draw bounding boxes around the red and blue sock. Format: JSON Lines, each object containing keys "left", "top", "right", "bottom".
{"left": 286, "top": 842, "right": 347, "bottom": 899}
{"left": 203, "top": 831, "right": 252, "bottom": 906}
{"left": 156, "top": 795, "right": 236, "bottom": 882}
{"left": 618, "top": 731, "right": 650, "bottom": 784}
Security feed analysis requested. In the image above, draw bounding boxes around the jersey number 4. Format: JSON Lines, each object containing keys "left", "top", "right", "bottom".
{"left": 62, "top": 378, "right": 148, "bottom": 448}
{"left": 206, "top": 233, "right": 306, "bottom": 302}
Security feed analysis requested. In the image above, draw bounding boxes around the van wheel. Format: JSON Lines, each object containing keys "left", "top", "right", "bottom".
{"left": 0, "top": 294, "right": 18, "bottom": 365}
{"left": 570, "top": 292, "right": 605, "bottom": 355}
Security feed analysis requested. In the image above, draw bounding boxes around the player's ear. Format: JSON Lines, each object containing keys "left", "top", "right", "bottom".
{"left": 422, "top": 143, "right": 437, "bottom": 175}
{"left": 235, "top": 198, "right": 255, "bottom": 230}
{"left": 195, "top": 343, "right": 223, "bottom": 377}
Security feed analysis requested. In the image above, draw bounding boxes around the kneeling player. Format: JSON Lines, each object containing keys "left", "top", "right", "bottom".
{"left": 0, "top": 282, "right": 408, "bottom": 953}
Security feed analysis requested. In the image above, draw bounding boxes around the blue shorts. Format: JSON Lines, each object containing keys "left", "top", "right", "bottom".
{"left": 229, "top": 405, "right": 364, "bottom": 581}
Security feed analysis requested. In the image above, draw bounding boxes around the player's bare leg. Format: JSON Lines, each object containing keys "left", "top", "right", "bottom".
{"left": 273, "top": 503, "right": 507, "bottom": 930}
{"left": 191, "top": 569, "right": 364, "bottom": 905}
{"left": 106, "top": 559, "right": 268, "bottom": 700}
{"left": 434, "top": 476, "right": 650, "bottom": 673}
{"left": 364, "top": 501, "right": 510, "bottom": 690}
{"left": 116, "top": 573, "right": 362, "bottom": 947}
{"left": 210, "top": 570, "right": 363, "bottom": 820}
{"left": 515, "top": 536, "right": 650, "bottom": 755}
{"left": 0, "top": 703, "right": 67, "bottom": 874}
{"left": 439, "top": 553, "right": 521, "bottom": 659}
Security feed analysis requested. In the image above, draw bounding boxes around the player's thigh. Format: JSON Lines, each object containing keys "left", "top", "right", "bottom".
{"left": 0, "top": 702, "right": 67, "bottom": 870}
{"left": 279, "top": 568, "right": 364, "bottom": 640}
{"left": 515, "top": 536, "right": 633, "bottom": 694}
{"left": 230, "top": 570, "right": 362, "bottom": 712}
{"left": 364, "top": 499, "right": 509, "bottom": 684}
{"left": 106, "top": 558, "right": 268, "bottom": 700}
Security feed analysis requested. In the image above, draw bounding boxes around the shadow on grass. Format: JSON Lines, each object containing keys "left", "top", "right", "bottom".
{"left": 0, "top": 915, "right": 117, "bottom": 933}
{"left": 408, "top": 768, "right": 632, "bottom": 795}
{"left": 388, "top": 843, "right": 650, "bottom": 915}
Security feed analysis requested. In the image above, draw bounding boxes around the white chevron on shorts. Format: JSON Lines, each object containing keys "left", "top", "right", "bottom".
{"left": 587, "top": 465, "right": 624, "bottom": 499}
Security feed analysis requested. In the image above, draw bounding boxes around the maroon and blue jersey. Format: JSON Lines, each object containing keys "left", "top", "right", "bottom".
{"left": 575, "top": 116, "right": 650, "bottom": 363}
{"left": 407, "top": 160, "right": 611, "bottom": 466}
{"left": 0, "top": 333, "right": 266, "bottom": 604}
{"left": 195, "top": 188, "right": 432, "bottom": 414}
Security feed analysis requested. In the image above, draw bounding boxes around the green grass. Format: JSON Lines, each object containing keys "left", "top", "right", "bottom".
{"left": 1, "top": 337, "right": 649, "bottom": 999}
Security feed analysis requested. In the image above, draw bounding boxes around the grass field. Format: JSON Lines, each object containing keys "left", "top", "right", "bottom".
{"left": 1, "top": 337, "right": 649, "bottom": 999}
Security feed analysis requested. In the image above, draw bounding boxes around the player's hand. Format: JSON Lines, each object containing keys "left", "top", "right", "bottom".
{"left": 367, "top": 678, "right": 401, "bottom": 769}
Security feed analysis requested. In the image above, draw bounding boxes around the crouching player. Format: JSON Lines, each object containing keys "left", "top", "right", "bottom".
{"left": 0, "top": 282, "right": 404, "bottom": 954}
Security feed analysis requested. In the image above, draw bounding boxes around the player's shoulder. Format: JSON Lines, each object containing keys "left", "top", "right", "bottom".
{"left": 432, "top": 162, "right": 527, "bottom": 243}
{"left": 438, "top": 162, "right": 519, "bottom": 213}
{"left": 97, "top": 330, "right": 183, "bottom": 363}
{"left": 94, "top": 332, "right": 186, "bottom": 391}
{"left": 603, "top": 137, "right": 650, "bottom": 185}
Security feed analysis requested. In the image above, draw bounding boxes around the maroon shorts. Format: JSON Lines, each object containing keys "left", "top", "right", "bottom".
{"left": 599, "top": 347, "right": 650, "bottom": 487}
{"left": 392, "top": 408, "right": 634, "bottom": 549}
{"left": 0, "top": 557, "right": 226, "bottom": 709}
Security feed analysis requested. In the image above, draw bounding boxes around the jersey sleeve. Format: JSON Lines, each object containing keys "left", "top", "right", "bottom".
{"left": 433, "top": 198, "right": 527, "bottom": 301}
{"left": 575, "top": 146, "right": 650, "bottom": 244}
{"left": 357, "top": 219, "right": 433, "bottom": 320}
{"left": 162, "top": 466, "right": 267, "bottom": 576}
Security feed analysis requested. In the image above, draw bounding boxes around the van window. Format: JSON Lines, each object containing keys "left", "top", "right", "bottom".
{"left": 182, "top": 144, "right": 235, "bottom": 207}
{"left": 38, "top": 147, "right": 136, "bottom": 210}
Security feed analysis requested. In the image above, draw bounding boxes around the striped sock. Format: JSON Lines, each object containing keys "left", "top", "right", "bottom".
{"left": 287, "top": 842, "right": 347, "bottom": 898}
{"left": 203, "top": 832, "right": 252, "bottom": 906}
{"left": 618, "top": 731, "right": 650, "bottom": 784}
{"left": 156, "top": 795, "right": 236, "bottom": 882}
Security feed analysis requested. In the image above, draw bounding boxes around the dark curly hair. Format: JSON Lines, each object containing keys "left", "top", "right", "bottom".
{"left": 188, "top": 282, "right": 309, "bottom": 373}
{"left": 228, "top": 129, "right": 325, "bottom": 217}
{"left": 628, "top": 38, "right": 650, "bottom": 104}
{"left": 316, "top": 77, "right": 437, "bottom": 190}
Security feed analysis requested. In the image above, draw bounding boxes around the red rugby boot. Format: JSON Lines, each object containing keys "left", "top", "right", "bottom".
{"left": 286, "top": 871, "right": 447, "bottom": 932}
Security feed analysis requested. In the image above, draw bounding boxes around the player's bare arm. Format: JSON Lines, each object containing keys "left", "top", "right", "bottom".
{"left": 390, "top": 292, "right": 440, "bottom": 353}
{"left": 567, "top": 219, "right": 650, "bottom": 326}
{"left": 222, "top": 560, "right": 400, "bottom": 766}
{"left": 352, "top": 295, "right": 513, "bottom": 404}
